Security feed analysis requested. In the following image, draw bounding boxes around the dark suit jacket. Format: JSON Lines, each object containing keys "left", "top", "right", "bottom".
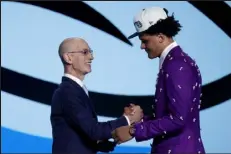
{"left": 50, "top": 76, "right": 128, "bottom": 154}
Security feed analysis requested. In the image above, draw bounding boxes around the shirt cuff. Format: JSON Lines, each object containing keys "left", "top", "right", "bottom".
{"left": 124, "top": 115, "right": 131, "bottom": 125}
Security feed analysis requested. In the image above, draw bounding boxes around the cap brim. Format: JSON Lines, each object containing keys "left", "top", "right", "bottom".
{"left": 128, "top": 32, "right": 139, "bottom": 39}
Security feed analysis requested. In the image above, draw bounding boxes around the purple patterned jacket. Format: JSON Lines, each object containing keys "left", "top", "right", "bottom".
{"left": 134, "top": 46, "right": 205, "bottom": 154}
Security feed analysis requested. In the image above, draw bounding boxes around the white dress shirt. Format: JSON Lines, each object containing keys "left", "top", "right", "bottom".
{"left": 159, "top": 41, "right": 178, "bottom": 70}
{"left": 64, "top": 73, "right": 88, "bottom": 96}
{"left": 64, "top": 73, "right": 131, "bottom": 125}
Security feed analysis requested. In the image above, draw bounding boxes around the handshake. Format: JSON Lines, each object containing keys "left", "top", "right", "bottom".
{"left": 112, "top": 104, "right": 144, "bottom": 144}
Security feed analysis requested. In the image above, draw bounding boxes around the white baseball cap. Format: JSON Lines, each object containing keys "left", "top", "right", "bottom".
{"left": 128, "top": 7, "right": 168, "bottom": 39}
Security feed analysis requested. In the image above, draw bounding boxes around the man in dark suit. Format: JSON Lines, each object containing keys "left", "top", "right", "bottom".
{"left": 50, "top": 37, "right": 143, "bottom": 154}
{"left": 112, "top": 7, "right": 205, "bottom": 154}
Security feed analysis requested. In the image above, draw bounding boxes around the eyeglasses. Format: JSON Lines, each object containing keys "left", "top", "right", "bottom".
{"left": 69, "top": 49, "right": 93, "bottom": 55}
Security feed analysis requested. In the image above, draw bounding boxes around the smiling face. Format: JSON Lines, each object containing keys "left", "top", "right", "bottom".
{"left": 60, "top": 38, "right": 94, "bottom": 80}
{"left": 71, "top": 41, "right": 93, "bottom": 75}
{"left": 139, "top": 33, "right": 164, "bottom": 59}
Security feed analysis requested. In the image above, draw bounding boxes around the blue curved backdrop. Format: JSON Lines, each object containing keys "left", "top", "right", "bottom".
{"left": 1, "top": 1, "right": 231, "bottom": 153}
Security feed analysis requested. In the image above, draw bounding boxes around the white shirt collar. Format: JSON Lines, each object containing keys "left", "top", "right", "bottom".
{"left": 64, "top": 73, "right": 89, "bottom": 96}
{"left": 64, "top": 73, "right": 84, "bottom": 87}
{"left": 159, "top": 41, "right": 178, "bottom": 69}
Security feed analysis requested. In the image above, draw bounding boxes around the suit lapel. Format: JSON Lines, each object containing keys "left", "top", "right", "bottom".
{"left": 88, "top": 96, "right": 98, "bottom": 119}
{"left": 62, "top": 77, "right": 97, "bottom": 118}
{"left": 161, "top": 46, "right": 182, "bottom": 70}
{"left": 81, "top": 90, "right": 97, "bottom": 118}
{"left": 156, "top": 46, "right": 181, "bottom": 92}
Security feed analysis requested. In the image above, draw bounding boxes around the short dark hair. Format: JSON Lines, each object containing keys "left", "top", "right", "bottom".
{"left": 141, "top": 13, "right": 182, "bottom": 38}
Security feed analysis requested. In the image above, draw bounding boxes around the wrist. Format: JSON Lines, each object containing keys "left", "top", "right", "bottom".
{"left": 125, "top": 115, "right": 134, "bottom": 125}
{"left": 124, "top": 115, "right": 131, "bottom": 125}
{"left": 129, "top": 125, "right": 136, "bottom": 137}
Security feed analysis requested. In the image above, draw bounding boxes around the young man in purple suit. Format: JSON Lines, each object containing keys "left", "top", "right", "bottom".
{"left": 112, "top": 7, "right": 205, "bottom": 154}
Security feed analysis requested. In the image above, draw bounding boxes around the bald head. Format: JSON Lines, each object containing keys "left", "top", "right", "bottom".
{"left": 58, "top": 37, "right": 87, "bottom": 58}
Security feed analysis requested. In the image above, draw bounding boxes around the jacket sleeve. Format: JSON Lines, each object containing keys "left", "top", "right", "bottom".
{"left": 134, "top": 59, "right": 197, "bottom": 142}
{"left": 62, "top": 89, "right": 128, "bottom": 141}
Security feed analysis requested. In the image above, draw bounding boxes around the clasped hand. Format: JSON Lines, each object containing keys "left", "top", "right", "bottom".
{"left": 112, "top": 104, "right": 143, "bottom": 144}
